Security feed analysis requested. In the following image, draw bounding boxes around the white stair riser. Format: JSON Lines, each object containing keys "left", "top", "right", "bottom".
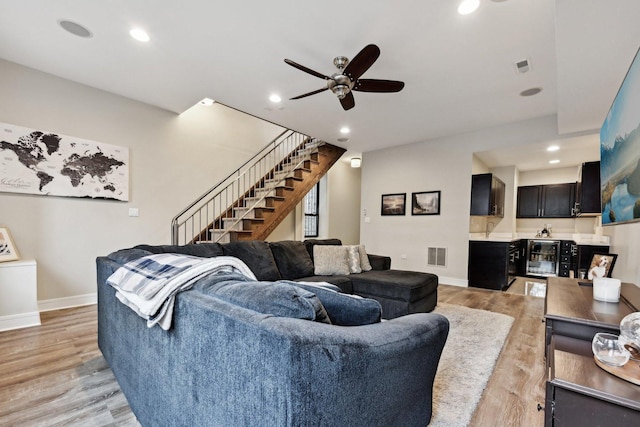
{"left": 209, "top": 231, "right": 230, "bottom": 244}
{"left": 222, "top": 218, "right": 244, "bottom": 231}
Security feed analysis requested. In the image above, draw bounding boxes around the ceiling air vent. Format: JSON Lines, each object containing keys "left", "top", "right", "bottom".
{"left": 515, "top": 59, "right": 531, "bottom": 74}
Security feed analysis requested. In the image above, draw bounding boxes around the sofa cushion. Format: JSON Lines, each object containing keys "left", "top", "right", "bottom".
{"left": 269, "top": 240, "right": 315, "bottom": 279}
{"left": 221, "top": 241, "right": 282, "bottom": 281}
{"left": 346, "top": 246, "right": 362, "bottom": 274}
{"left": 358, "top": 245, "right": 373, "bottom": 272}
{"left": 295, "top": 275, "right": 353, "bottom": 294}
{"left": 108, "top": 248, "right": 153, "bottom": 265}
{"left": 292, "top": 281, "right": 382, "bottom": 326}
{"left": 134, "top": 243, "right": 224, "bottom": 258}
{"left": 314, "top": 245, "right": 350, "bottom": 275}
{"left": 303, "top": 238, "right": 342, "bottom": 262}
{"left": 196, "top": 277, "right": 330, "bottom": 323}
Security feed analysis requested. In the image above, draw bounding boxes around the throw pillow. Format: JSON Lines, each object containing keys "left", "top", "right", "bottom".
{"left": 293, "top": 281, "right": 382, "bottom": 325}
{"left": 269, "top": 240, "right": 315, "bottom": 279}
{"left": 346, "top": 245, "right": 362, "bottom": 274}
{"left": 358, "top": 244, "right": 373, "bottom": 272}
{"left": 197, "top": 279, "right": 331, "bottom": 324}
{"left": 313, "top": 245, "right": 350, "bottom": 275}
{"left": 221, "top": 240, "right": 282, "bottom": 281}
{"left": 303, "top": 238, "right": 343, "bottom": 262}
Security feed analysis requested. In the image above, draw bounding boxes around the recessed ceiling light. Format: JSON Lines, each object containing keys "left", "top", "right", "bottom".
{"left": 269, "top": 94, "right": 282, "bottom": 103}
{"left": 337, "top": 137, "right": 350, "bottom": 143}
{"left": 129, "top": 28, "right": 150, "bottom": 42}
{"left": 458, "top": 0, "right": 480, "bottom": 15}
{"left": 549, "top": 159, "right": 560, "bottom": 164}
{"left": 340, "top": 127, "right": 350, "bottom": 134}
{"left": 199, "top": 98, "right": 215, "bottom": 106}
{"left": 520, "top": 87, "right": 542, "bottom": 97}
{"left": 58, "top": 19, "right": 93, "bottom": 38}
{"left": 547, "top": 145, "right": 560, "bottom": 152}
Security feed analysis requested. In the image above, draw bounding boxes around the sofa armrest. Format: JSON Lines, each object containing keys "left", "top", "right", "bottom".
{"left": 263, "top": 312, "right": 449, "bottom": 426}
{"left": 367, "top": 254, "right": 391, "bottom": 270}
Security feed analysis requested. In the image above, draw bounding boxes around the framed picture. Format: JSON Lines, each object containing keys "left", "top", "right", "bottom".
{"left": 587, "top": 253, "right": 618, "bottom": 280}
{"left": 600, "top": 47, "right": 640, "bottom": 225}
{"left": 381, "top": 193, "right": 406, "bottom": 216}
{"left": 0, "top": 227, "right": 19, "bottom": 263}
{"left": 412, "top": 191, "right": 441, "bottom": 215}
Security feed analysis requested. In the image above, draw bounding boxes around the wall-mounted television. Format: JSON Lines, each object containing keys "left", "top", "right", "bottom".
{"left": 600, "top": 47, "right": 640, "bottom": 225}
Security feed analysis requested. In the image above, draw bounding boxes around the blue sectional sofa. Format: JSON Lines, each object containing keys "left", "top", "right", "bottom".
{"left": 97, "top": 239, "right": 448, "bottom": 426}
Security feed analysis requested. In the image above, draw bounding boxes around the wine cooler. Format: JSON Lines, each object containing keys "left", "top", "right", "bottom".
{"left": 526, "top": 239, "right": 560, "bottom": 277}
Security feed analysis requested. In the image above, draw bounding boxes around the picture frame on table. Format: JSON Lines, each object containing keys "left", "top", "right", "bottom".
{"left": 587, "top": 253, "right": 618, "bottom": 280}
{"left": 412, "top": 191, "right": 441, "bottom": 215}
{"left": 0, "top": 227, "right": 20, "bottom": 263}
{"left": 381, "top": 193, "right": 406, "bottom": 216}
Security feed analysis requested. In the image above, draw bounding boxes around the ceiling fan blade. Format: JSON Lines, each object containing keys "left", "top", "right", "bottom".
{"left": 284, "top": 59, "right": 330, "bottom": 80}
{"left": 340, "top": 92, "right": 355, "bottom": 111}
{"left": 290, "top": 87, "right": 329, "bottom": 100}
{"left": 353, "top": 79, "right": 405, "bottom": 93}
{"left": 343, "top": 44, "right": 380, "bottom": 80}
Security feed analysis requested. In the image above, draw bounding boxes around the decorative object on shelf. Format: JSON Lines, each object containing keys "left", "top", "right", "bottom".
{"left": 592, "top": 332, "right": 630, "bottom": 367}
{"left": 0, "top": 227, "right": 19, "bottom": 263}
{"left": 620, "top": 312, "right": 640, "bottom": 360}
{"left": 411, "top": 191, "right": 441, "bottom": 215}
{"left": 600, "top": 47, "right": 640, "bottom": 226}
{"left": 380, "top": 193, "right": 406, "bottom": 216}
{"left": 587, "top": 253, "right": 617, "bottom": 279}
{"left": 592, "top": 277, "right": 622, "bottom": 303}
{"left": 0, "top": 121, "right": 129, "bottom": 201}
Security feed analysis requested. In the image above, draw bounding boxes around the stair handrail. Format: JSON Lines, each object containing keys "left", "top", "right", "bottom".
{"left": 171, "top": 129, "right": 314, "bottom": 245}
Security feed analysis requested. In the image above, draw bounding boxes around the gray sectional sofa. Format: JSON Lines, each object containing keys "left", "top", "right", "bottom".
{"left": 97, "top": 239, "right": 447, "bottom": 426}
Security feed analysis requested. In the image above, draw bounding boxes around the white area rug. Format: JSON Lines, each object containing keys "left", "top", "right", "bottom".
{"left": 429, "top": 303, "right": 515, "bottom": 427}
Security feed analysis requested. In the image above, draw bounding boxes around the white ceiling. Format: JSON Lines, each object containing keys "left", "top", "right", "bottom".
{"left": 0, "top": 0, "right": 639, "bottom": 170}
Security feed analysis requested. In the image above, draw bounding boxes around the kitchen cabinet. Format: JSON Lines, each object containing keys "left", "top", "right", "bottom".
{"left": 516, "top": 183, "right": 576, "bottom": 218}
{"left": 470, "top": 173, "right": 505, "bottom": 217}
{"left": 468, "top": 241, "right": 514, "bottom": 290}
{"left": 575, "top": 161, "right": 601, "bottom": 216}
{"left": 558, "top": 240, "right": 576, "bottom": 278}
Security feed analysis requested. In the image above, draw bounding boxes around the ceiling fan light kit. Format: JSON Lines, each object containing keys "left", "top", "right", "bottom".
{"left": 284, "top": 44, "right": 404, "bottom": 110}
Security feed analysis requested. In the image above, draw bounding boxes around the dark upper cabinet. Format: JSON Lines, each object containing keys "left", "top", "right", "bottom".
{"left": 470, "top": 173, "right": 505, "bottom": 217}
{"left": 517, "top": 183, "right": 576, "bottom": 218}
{"left": 575, "top": 161, "right": 601, "bottom": 216}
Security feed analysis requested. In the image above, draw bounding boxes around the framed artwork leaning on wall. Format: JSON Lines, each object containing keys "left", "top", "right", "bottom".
{"left": 0, "top": 227, "right": 19, "bottom": 263}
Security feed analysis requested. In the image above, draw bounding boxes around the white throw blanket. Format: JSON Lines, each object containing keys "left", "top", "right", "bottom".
{"left": 107, "top": 254, "right": 257, "bottom": 330}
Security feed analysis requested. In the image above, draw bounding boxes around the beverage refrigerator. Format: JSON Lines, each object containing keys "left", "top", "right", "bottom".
{"left": 526, "top": 239, "right": 561, "bottom": 277}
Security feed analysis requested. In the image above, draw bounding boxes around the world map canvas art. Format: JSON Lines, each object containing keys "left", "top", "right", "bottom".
{"left": 0, "top": 122, "right": 129, "bottom": 201}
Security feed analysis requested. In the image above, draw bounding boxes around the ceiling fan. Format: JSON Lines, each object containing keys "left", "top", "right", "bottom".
{"left": 284, "top": 44, "right": 405, "bottom": 111}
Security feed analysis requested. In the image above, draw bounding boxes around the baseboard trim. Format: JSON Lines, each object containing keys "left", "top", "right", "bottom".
{"left": 38, "top": 293, "right": 97, "bottom": 312}
{"left": 439, "top": 276, "right": 468, "bottom": 287}
{"left": 0, "top": 311, "right": 41, "bottom": 332}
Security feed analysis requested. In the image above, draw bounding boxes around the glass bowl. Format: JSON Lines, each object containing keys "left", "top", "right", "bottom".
{"left": 620, "top": 312, "right": 640, "bottom": 359}
{"left": 592, "top": 332, "right": 630, "bottom": 367}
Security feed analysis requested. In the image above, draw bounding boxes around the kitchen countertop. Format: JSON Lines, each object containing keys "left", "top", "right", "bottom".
{"left": 469, "top": 232, "right": 610, "bottom": 245}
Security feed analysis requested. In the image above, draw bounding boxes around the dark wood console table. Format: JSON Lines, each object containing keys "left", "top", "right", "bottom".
{"left": 543, "top": 277, "right": 640, "bottom": 426}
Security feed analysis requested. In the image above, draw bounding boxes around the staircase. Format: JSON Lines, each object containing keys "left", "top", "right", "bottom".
{"left": 171, "top": 130, "right": 346, "bottom": 245}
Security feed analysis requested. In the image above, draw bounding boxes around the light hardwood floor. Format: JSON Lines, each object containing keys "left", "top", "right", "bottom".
{"left": 0, "top": 279, "right": 548, "bottom": 426}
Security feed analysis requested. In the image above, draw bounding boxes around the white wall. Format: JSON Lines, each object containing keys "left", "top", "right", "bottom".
{"left": 360, "top": 115, "right": 640, "bottom": 285}
{"left": 0, "top": 59, "right": 364, "bottom": 307}
{"left": 0, "top": 59, "right": 286, "bottom": 306}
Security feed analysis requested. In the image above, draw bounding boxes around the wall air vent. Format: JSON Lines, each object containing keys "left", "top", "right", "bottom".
{"left": 427, "top": 247, "right": 447, "bottom": 267}
{"left": 515, "top": 59, "right": 531, "bottom": 74}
